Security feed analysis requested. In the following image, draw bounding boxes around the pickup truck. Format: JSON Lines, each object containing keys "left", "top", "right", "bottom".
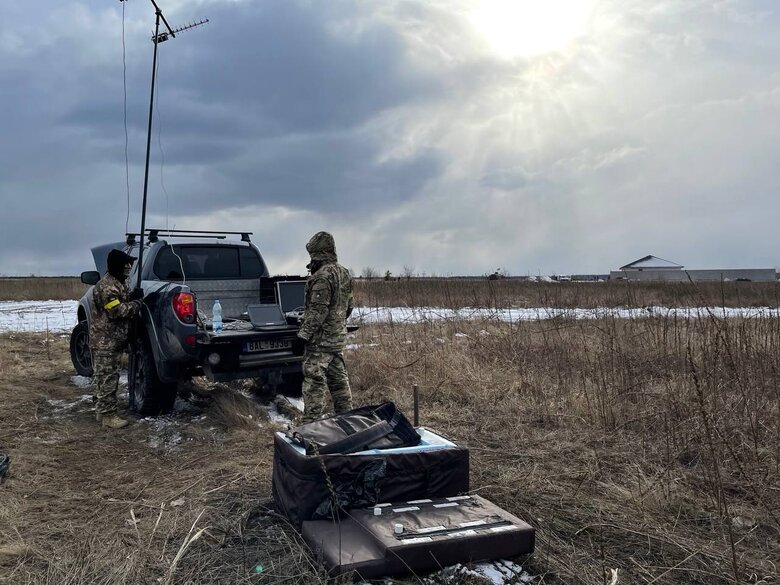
{"left": 70, "top": 230, "right": 307, "bottom": 415}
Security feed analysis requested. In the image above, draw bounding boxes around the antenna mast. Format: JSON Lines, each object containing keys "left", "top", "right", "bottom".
{"left": 122, "top": 0, "right": 208, "bottom": 293}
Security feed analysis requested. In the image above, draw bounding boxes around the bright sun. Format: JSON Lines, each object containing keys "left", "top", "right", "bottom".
{"left": 470, "top": 0, "right": 594, "bottom": 59}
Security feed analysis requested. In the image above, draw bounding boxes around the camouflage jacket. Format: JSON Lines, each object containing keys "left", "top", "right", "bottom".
{"left": 89, "top": 274, "right": 140, "bottom": 353}
{"left": 298, "top": 262, "right": 353, "bottom": 352}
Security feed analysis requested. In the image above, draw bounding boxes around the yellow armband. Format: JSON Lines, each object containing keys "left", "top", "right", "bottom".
{"left": 104, "top": 299, "right": 121, "bottom": 310}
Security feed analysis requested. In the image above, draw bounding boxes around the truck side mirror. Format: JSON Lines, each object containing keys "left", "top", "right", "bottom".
{"left": 81, "top": 271, "right": 101, "bottom": 285}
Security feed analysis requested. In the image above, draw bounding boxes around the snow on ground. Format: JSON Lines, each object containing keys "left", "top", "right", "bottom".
{"left": 0, "top": 300, "right": 77, "bottom": 333}
{"left": 3, "top": 300, "right": 779, "bottom": 335}
{"left": 355, "top": 559, "right": 533, "bottom": 584}
{"left": 70, "top": 375, "right": 93, "bottom": 388}
{"left": 424, "top": 560, "right": 533, "bottom": 584}
{"left": 264, "top": 395, "right": 304, "bottom": 425}
{"left": 46, "top": 394, "right": 94, "bottom": 415}
{"left": 351, "top": 305, "right": 780, "bottom": 324}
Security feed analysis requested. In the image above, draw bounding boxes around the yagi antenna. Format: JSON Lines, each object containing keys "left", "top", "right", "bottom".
{"left": 155, "top": 19, "right": 210, "bottom": 44}
{"left": 119, "top": 0, "right": 209, "bottom": 294}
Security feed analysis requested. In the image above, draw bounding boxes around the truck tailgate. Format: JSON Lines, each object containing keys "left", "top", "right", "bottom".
{"left": 198, "top": 326, "right": 303, "bottom": 382}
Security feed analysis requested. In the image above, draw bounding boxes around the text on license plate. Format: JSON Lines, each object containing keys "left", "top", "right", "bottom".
{"left": 244, "top": 339, "right": 292, "bottom": 352}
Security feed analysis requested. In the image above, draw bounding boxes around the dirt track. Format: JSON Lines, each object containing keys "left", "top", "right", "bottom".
{"left": 0, "top": 334, "right": 309, "bottom": 584}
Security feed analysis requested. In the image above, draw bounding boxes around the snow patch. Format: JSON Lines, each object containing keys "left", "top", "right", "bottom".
{"left": 3, "top": 300, "right": 780, "bottom": 335}
{"left": 0, "top": 300, "right": 77, "bottom": 333}
{"left": 71, "top": 375, "right": 93, "bottom": 388}
{"left": 424, "top": 560, "right": 533, "bottom": 584}
{"left": 345, "top": 342, "right": 380, "bottom": 351}
{"left": 286, "top": 397, "right": 304, "bottom": 411}
{"left": 140, "top": 417, "right": 182, "bottom": 452}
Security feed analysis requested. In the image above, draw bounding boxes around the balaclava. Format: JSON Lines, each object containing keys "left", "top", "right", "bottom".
{"left": 305, "top": 231, "right": 337, "bottom": 273}
{"left": 107, "top": 249, "right": 136, "bottom": 281}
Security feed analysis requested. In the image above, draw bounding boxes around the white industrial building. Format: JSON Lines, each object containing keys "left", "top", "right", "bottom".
{"left": 610, "top": 255, "right": 777, "bottom": 282}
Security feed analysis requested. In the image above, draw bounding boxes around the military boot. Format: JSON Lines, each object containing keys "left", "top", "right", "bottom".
{"left": 101, "top": 414, "right": 129, "bottom": 429}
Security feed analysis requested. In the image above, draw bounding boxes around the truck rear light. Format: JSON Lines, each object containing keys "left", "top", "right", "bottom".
{"left": 173, "top": 292, "right": 196, "bottom": 324}
{"left": 184, "top": 335, "right": 197, "bottom": 347}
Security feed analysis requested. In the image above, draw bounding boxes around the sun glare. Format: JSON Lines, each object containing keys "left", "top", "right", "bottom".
{"left": 470, "top": 0, "right": 594, "bottom": 59}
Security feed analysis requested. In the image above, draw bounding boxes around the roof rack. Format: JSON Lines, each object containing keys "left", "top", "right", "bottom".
{"left": 126, "top": 229, "right": 253, "bottom": 246}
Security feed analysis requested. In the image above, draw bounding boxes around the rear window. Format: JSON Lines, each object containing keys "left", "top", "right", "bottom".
{"left": 154, "top": 245, "right": 266, "bottom": 280}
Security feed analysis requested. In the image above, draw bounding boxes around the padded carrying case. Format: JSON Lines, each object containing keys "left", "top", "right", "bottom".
{"left": 286, "top": 402, "right": 421, "bottom": 456}
{"left": 272, "top": 429, "right": 469, "bottom": 528}
{"left": 302, "top": 494, "right": 536, "bottom": 579}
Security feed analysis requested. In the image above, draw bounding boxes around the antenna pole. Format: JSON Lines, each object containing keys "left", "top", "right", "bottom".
{"left": 135, "top": 9, "right": 161, "bottom": 292}
{"left": 131, "top": 1, "right": 207, "bottom": 293}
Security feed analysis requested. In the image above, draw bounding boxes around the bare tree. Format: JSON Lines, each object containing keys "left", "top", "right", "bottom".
{"left": 361, "top": 266, "right": 378, "bottom": 280}
{"left": 402, "top": 265, "right": 415, "bottom": 279}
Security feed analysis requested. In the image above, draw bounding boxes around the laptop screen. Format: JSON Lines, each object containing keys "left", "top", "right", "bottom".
{"left": 277, "top": 280, "right": 306, "bottom": 313}
{"left": 247, "top": 304, "right": 287, "bottom": 326}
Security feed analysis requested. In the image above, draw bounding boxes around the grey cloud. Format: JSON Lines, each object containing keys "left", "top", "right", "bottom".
{"left": 2, "top": 0, "right": 780, "bottom": 275}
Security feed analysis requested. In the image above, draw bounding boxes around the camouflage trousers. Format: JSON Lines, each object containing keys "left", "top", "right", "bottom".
{"left": 301, "top": 349, "right": 352, "bottom": 423}
{"left": 93, "top": 351, "right": 123, "bottom": 416}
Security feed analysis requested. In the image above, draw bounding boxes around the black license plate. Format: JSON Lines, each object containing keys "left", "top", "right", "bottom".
{"left": 244, "top": 339, "right": 292, "bottom": 353}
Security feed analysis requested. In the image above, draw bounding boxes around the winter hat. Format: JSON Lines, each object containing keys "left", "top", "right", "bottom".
{"left": 107, "top": 249, "right": 136, "bottom": 280}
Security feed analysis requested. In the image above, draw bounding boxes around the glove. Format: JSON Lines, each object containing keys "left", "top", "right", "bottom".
{"left": 131, "top": 299, "right": 143, "bottom": 312}
{"left": 129, "top": 288, "right": 144, "bottom": 301}
{"left": 297, "top": 329, "right": 311, "bottom": 342}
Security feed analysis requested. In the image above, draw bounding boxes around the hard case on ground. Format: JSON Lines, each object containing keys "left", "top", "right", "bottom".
{"left": 272, "top": 429, "right": 470, "bottom": 527}
{"left": 302, "top": 494, "right": 536, "bottom": 579}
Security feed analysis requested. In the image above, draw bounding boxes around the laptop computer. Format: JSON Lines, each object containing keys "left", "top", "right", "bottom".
{"left": 247, "top": 304, "right": 290, "bottom": 330}
{"left": 276, "top": 280, "right": 306, "bottom": 313}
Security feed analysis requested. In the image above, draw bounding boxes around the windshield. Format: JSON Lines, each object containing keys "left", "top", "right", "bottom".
{"left": 153, "top": 245, "right": 267, "bottom": 280}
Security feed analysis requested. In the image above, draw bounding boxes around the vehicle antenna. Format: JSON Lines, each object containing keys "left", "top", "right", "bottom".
{"left": 121, "top": 0, "right": 209, "bottom": 293}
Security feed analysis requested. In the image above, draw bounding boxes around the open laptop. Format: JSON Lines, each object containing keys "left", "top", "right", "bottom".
{"left": 247, "top": 304, "right": 290, "bottom": 330}
{"left": 276, "top": 280, "right": 306, "bottom": 313}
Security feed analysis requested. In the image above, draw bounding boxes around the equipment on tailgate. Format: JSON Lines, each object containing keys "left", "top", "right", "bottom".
{"left": 286, "top": 402, "right": 420, "bottom": 455}
{"left": 302, "top": 494, "right": 536, "bottom": 579}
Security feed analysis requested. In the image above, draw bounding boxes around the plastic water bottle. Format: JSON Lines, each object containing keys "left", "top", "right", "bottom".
{"left": 212, "top": 300, "right": 223, "bottom": 334}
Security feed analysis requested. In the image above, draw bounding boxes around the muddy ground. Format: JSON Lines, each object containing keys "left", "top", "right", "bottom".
{"left": 0, "top": 334, "right": 301, "bottom": 584}
{"left": 0, "top": 334, "right": 532, "bottom": 585}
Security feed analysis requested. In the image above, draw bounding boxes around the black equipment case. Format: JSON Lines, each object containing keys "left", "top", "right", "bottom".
{"left": 302, "top": 494, "right": 536, "bottom": 579}
{"left": 272, "top": 405, "right": 470, "bottom": 528}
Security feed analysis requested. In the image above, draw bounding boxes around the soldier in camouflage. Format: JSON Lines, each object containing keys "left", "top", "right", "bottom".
{"left": 90, "top": 249, "right": 142, "bottom": 429}
{"left": 297, "top": 232, "right": 354, "bottom": 423}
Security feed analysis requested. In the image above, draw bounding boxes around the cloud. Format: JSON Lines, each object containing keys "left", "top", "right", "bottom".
{"left": 1, "top": 0, "right": 779, "bottom": 276}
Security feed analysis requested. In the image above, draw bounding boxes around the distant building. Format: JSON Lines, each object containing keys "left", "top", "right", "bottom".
{"left": 610, "top": 255, "right": 777, "bottom": 282}
{"left": 619, "top": 255, "right": 684, "bottom": 272}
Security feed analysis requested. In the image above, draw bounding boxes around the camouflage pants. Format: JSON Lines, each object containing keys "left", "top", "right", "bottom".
{"left": 301, "top": 349, "right": 352, "bottom": 423}
{"left": 93, "top": 351, "right": 123, "bottom": 416}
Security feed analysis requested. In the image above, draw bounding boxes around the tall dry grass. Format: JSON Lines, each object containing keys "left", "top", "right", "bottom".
{"left": 3, "top": 275, "right": 778, "bottom": 308}
{"left": 354, "top": 278, "right": 780, "bottom": 309}
{"left": 343, "top": 310, "right": 780, "bottom": 583}
{"left": 0, "top": 277, "right": 87, "bottom": 301}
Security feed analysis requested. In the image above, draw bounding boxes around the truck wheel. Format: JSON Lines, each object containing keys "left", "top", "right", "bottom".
{"left": 128, "top": 335, "right": 177, "bottom": 416}
{"left": 69, "top": 321, "right": 93, "bottom": 377}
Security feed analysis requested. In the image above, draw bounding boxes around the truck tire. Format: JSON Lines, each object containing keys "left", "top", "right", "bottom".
{"left": 128, "top": 334, "right": 177, "bottom": 416}
{"left": 69, "top": 321, "right": 93, "bottom": 377}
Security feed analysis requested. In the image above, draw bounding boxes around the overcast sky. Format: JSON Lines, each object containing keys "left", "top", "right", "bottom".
{"left": 1, "top": 0, "right": 778, "bottom": 276}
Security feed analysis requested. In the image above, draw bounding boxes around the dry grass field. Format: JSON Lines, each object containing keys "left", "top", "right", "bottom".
{"left": 1, "top": 276, "right": 778, "bottom": 308}
{"left": 1, "top": 279, "right": 779, "bottom": 584}
{"left": 0, "top": 278, "right": 87, "bottom": 302}
{"left": 353, "top": 278, "right": 780, "bottom": 309}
